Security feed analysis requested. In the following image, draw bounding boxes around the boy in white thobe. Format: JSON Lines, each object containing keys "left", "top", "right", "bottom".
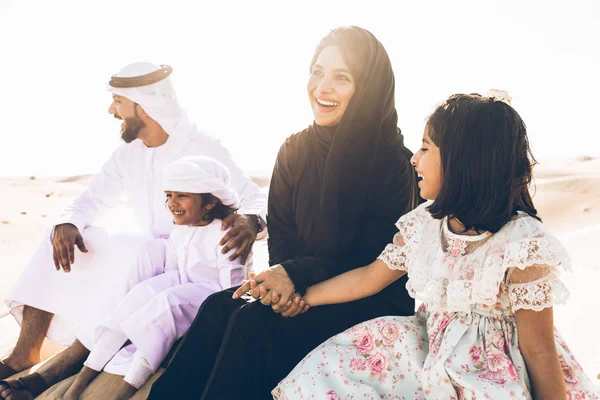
{"left": 63, "top": 156, "right": 251, "bottom": 399}
{"left": 5, "top": 62, "right": 266, "bottom": 351}
{"left": 0, "top": 62, "right": 266, "bottom": 399}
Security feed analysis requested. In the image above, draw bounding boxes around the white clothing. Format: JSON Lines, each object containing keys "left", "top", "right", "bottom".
{"left": 162, "top": 156, "right": 240, "bottom": 208}
{"left": 273, "top": 203, "right": 598, "bottom": 399}
{"left": 107, "top": 62, "right": 182, "bottom": 137}
{"left": 125, "top": 352, "right": 154, "bottom": 389}
{"left": 82, "top": 221, "right": 249, "bottom": 388}
{"left": 8, "top": 122, "right": 266, "bottom": 345}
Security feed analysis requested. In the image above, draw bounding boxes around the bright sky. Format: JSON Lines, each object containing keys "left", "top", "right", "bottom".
{"left": 0, "top": 0, "right": 598, "bottom": 178}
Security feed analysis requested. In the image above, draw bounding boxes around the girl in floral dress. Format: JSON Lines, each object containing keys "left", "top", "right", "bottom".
{"left": 271, "top": 93, "right": 598, "bottom": 399}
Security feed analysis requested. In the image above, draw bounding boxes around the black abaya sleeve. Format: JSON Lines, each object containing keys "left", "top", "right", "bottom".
{"left": 281, "top": 148, "right": 418, "bottom": 295}
{"left": 267, "top": 141, "right": 301, "bottom": 266}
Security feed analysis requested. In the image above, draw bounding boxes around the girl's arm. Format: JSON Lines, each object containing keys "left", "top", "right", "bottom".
{"left": 303, "top": 258, "right": 406, "bottom": 307}
{"left": 511, "top": 265, "right": 566, "bottom": 400}
{"left": 515, "top": 307, "right": 566, "bottom": 399}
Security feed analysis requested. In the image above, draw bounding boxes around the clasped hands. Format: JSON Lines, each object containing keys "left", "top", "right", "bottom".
{"left": 232, "top": 265, "right": 310, "bottom": 318}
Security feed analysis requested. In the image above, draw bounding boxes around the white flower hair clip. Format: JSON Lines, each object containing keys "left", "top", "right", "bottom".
{"left": 485, "top": 89, "right": 512, "bottom": 105}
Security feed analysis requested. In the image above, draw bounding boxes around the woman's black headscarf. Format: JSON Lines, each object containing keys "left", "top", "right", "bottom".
{"left": 308, "top": 26, "right": 405, "bottom": 251}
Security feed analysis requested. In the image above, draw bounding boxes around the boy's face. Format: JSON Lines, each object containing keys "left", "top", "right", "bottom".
{"left": 165, "top": 191, "right": 211, "bottom": 226}
{"left": 410, "top": 126, "right": 442, "bottom": 200}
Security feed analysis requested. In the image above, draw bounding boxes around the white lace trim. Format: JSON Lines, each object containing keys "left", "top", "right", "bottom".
{"left": 395, "top": 203, "right": 429, "bottom": 245}
{"left": 378, "top": 242, "right": 409, "bottom": 272}
{"left": 388, "top": 206, "right": 573, "bottom": 313}
{"left": 403, "top": 251, "right": 508, "bottom": 313}
{"left": 503, "top": 236, "right": 572, "bottom": 273}
{"left": 508, "top": 272, "right": 570, "bottom": 311}
{"left": 442, "top": 216, "right": 491, "bottom": 242}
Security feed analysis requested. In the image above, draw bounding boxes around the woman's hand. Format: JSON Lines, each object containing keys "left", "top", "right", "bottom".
{"left": 233, "top": 265, "right": 294, "bottom": 300}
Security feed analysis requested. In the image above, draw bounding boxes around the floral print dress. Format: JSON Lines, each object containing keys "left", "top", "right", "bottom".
{"left": 272, "top": 203, "right": 599, "bottom": 399}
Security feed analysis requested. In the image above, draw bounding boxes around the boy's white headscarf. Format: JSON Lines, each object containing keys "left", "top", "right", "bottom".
{"left": 162, "top": 156, "right": 240, "bottom": 209}
{"left": 107, "top": 62, "right": 191, "bottom": 137}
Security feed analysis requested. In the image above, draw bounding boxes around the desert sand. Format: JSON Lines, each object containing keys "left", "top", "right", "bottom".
{"left": 1, "top": 157, "right": 599, "bottom": 397}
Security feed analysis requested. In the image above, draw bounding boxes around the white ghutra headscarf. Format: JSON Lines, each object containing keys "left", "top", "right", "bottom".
{"left": 106, "top": 62, "right": 192, "bottom": 138}
{"left": 162, "top": 156, "right": 240, "bottom": 209}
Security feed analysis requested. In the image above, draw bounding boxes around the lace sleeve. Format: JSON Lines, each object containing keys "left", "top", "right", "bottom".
{"left": 377, "top": 232, "right": 410, "bottom": 272}
{"left": 502, "top": 223, "right": 572, "bottom": 272}
{"left": 507, "top": 265, "right": 570, "bottom": 312}
{"left": 380, "top": 203, "right": 430, "bottom": 272}
{"left": 395, "top": 202, "right": 429, "bottom": 244}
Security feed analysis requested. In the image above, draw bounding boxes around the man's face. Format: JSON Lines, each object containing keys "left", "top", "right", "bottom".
{"left": 108, "top": 94, "right": 146, "bottom": 143}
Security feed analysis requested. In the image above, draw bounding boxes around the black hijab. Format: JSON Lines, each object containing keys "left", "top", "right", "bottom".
{"left": 308, "top": 26, "right": 403, "bottom": 251}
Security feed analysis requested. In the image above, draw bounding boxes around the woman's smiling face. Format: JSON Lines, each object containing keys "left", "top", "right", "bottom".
{"left": 307, "top": 45, "right": 356, "bottom": 127}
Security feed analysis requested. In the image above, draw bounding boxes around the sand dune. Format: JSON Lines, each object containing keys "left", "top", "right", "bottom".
{"left": 533, "top": 156, "right": 600, "bottom": 179}
{"left": 1, "top": 157, "right": 598, "bottom": 396}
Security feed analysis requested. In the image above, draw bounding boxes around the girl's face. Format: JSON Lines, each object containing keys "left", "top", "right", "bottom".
{"left": 307, "top": 45, "right": 356, "bottom": 127}
{"left": 165, "top": 191, "right": 213, "bottom": 226}
{"left": 411, "top": 126, "right": 442, "bottom": 200}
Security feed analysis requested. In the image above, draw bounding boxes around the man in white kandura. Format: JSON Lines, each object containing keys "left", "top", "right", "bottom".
{"left": 0, "top": 62, "right": 267, "bottom": 399}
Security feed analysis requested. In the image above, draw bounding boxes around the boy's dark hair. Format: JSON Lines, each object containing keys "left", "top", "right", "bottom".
{"left": 426, "top": 93, "right": 540, "bottom": 233}
{"left": 200, "top": 193, "right": 237, "bottom": 221}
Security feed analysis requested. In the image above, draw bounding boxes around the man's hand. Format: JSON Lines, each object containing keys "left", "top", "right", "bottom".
{"left": 220, "top": 214, "right": 259, "bottom": 264}
{"left": 52, "top": 223, "right": 88, "bottom": 273}
{"left": 232, "top": 265, "right": 295, "bottom": 308}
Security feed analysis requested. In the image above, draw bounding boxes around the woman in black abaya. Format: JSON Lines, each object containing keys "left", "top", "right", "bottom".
{"left": 148, "top": 26, "right": 420, "bottom": 400}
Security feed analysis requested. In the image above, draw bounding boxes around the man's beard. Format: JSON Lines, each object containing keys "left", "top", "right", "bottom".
{"left": 120, "top": 115, "right": 146, "bottom": 143}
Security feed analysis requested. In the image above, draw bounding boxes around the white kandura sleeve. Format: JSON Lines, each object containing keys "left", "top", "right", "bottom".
{"left": 54, "top": 146, "right": 127, "bottom": 233}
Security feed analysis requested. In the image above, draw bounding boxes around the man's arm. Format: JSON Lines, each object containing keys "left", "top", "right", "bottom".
{"left": 52, "top": 146, "right": 126, "bottom": 272}
{"left": 197, "top": 137, "right": 268, "bottom": 263}
{"left": 55, "top": 146, "right": 126, "bottom": 232}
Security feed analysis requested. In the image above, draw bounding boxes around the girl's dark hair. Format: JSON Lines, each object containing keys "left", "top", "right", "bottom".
{"left": 200, "top": 193, "right": 237, "bottom": 221}
{"left": 426, "top": 93, "right": 540, "bottom": 233}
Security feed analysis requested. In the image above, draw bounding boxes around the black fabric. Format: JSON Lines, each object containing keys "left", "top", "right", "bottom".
{"left": 310, "top": 28, "right": 404, "bottom": 253}
{"left": 148, "top": 288, "right": 406, "bottom": 400}
{"left": 148, "top": 289, "right": 246, "bottom": 398}
{"left": 147, "top": 26, "right": 421, "bottom": 400}
{"left": 270, "top": 127, "right": 418, "bottom": 302}
{"left": 148, "top": 116, "right": 418, "bottom": 400}
{"left": 309, "top": 123, "right": 336, "bottom": 172}
{"left": 270, "top": 27, "right": 420, "bottom": 297}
